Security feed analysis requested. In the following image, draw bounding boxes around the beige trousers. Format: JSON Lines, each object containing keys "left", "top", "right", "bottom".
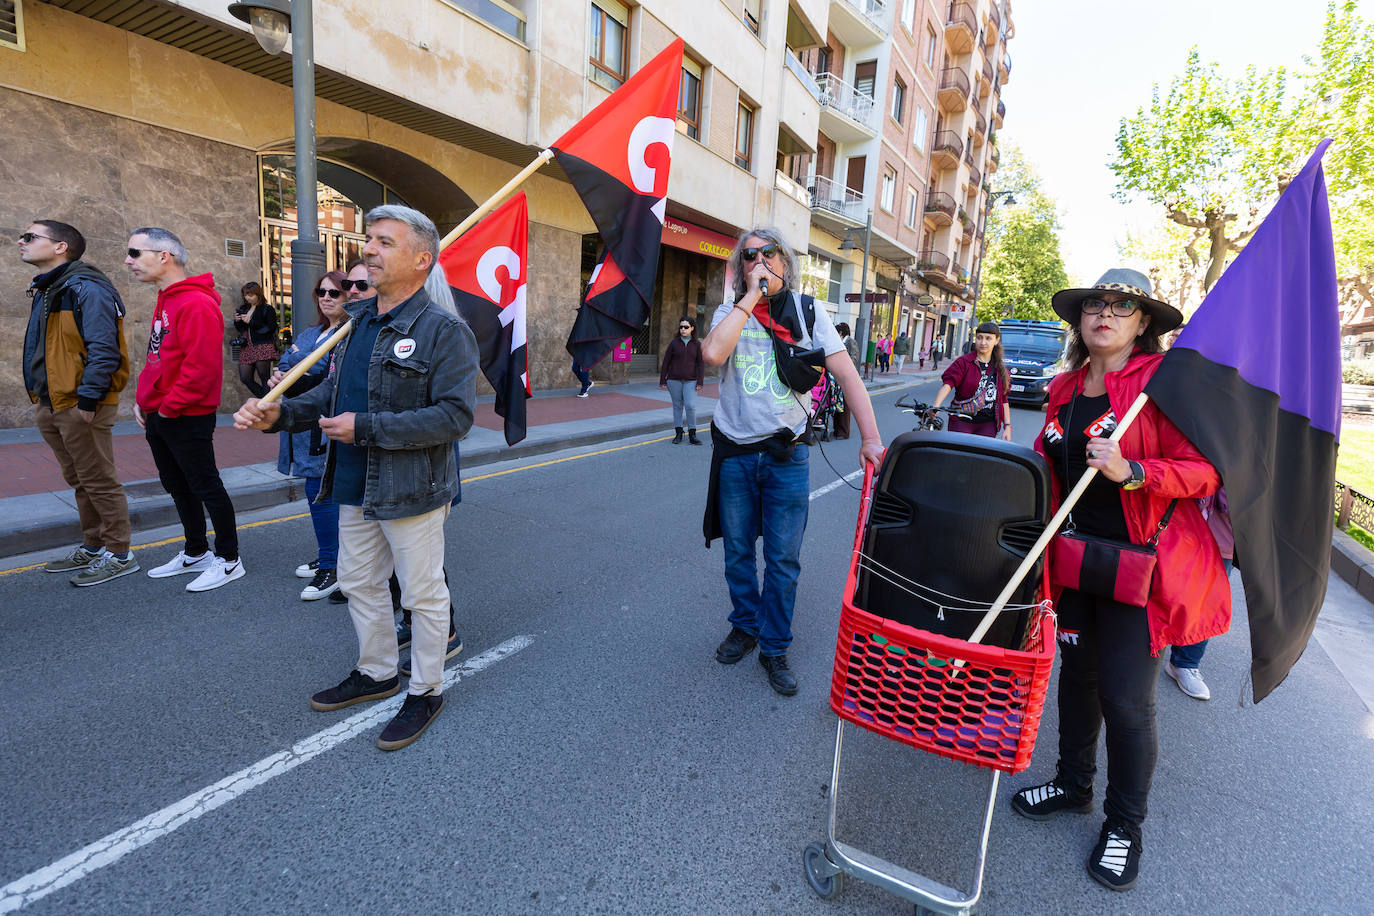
{"left": 35, "top": 403, "right": 131, "bottom": 554}
{"left": 337, "top": 503, "right": 450, "bottom": 695}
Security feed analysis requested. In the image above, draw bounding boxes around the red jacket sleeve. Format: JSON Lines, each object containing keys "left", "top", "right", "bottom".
{"left": 159, "top": 301, "right": 224, "bottom": 416}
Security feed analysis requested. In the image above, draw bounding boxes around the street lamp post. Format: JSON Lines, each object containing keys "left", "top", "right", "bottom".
{"left": 229, "top": 0, "right": 322, "bottom": 337}
{"left": 840, "top": 210, "right": 873, "bottom": 375}
{"left": 968, "top": 188, "right": 1016, "bottom": 336}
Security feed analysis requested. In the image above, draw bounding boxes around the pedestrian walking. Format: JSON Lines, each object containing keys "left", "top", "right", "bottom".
{"left": 19, "top": 220, "right": 137, "bottom": 586}
{"left": 877, "top": 334, "right": 892, "bottom": 373}
{"left": 572, "top": 356, "right": 594, "bottom": 397}
{"left": 700, "top": 228, "right": 883, "bottom": 696}
{"left": 929, "top": 321, "right": 1012, "bottom": 439}
{"left": 232, "top": 283, "right": 278, "bottom": 397}
{"left": 1009, "top": 268, "right": 1230, "bottom": 892}
{"left": 660, "top": 316, "right": 705, "bottom": 444}
{"left": 864, "top": 336, "right": 877, "bottom": 380}
{"left": 267, "top": 270, "right": 348, "bottom": 601}
{"left": 235, "top": 205, "right": 479, "bottom": 751}
{"left": 918, "top": 345, "right": 928, "bottom": 370}
{"left": 893, "top": 332, "right": 911, "bottom": 373}
{"left": 931, "top": 339, "right": 942, "bottom": 370}
{"left": 833, "top": 322, "right": 857, "bottom": 439}
{"left": 126, "top": 227, "right": 244, "bottom": 592}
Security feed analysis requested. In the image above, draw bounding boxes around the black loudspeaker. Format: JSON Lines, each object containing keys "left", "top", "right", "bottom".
{"left": 857, "top": 430, "right": 1052, "bottom": 649}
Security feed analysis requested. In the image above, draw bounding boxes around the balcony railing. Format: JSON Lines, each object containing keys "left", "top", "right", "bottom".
{"left": 967, "top": 162, "right": 981, "bottom": 188}
{"left": 995, "top": 98, "right": 1006, "bottom": 124}
{"left": 931, "top": 129, "right": 963, "bottom": 167}
{"left": 987, "top": 3, "right": 1001, "bottom": 39}
{"left": 938, "top": 67, "right": 970, "bottom": 107}
{"left": 1000, "top": 51, "right": 1012, "bottom": 79}
{"left": 808, "top": 175, "right": 866, "bottom": 222}
{"left": 839, "top": 0, "right": 892, "bottom": 35}
{"left": 974, "top": 108, "right": 987, "bottom": 136}
{"left": 924, "top": 190, "right": 956, "bottom": 222}
{"left": 916, "top": 250, "right": 951, "bottom": 274}
{"left": 981, "top": 56, "right": 993, "bottom": 87}
{"left": 816, "top": 71, "right": 877, "bottom": 130}
{"left": 946, "top": 2, "right": 977, "bottom": 38}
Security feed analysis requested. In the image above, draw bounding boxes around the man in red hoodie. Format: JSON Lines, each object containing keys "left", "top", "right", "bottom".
{"left": 126, "top": 227, "right": 243, "bottom": 592}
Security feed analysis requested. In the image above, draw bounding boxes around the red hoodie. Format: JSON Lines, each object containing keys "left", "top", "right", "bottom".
{"left": 1037, "top": 350, "right": 1233, "bottom": 655}
{"left": 135, "top": 273, "right": 224, "bottom": 418}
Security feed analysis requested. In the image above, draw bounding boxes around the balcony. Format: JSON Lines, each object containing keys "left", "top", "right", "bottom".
{"left": 988, "top": 143, "right": 1000, "bottom": 172}
{"left": 808, "top": 174, "right": 866, "bottom": 224}
{"left": 974, "top": 108, "right": 987, "bottom": 140}
{"left": 916, "top": 249, "right": 950, "bottom": 275}
{"left": 967, "top": 162, "right": 981, "bottom": 189}
{"left": 986, "top": 4, "right": 1001, "bottom": 44}
{"left": 924, "top": 190, "right": 956, "bottom": 226}
{"left": 945, "top": 2, "right": 977, "bottom": 54}
{"left": 999, "top": 50, "right": 1012, "bottom": 83}
{"left": 994, "top": 98, "right": 1005, "bottom": 128}
{"left": 980, "top": 56, "right": 993, "bottom": 98}
{"left": 930, "top": 130, "right": 963, "bottom": 171}
{"left": 937, "top": 67, "right": 970, "bottom": 113}
{"left": 816, "top": 72, "right": 878, "bottom": 141}
{"left": 829, "top": 0, "right": 891, "bottom": 47}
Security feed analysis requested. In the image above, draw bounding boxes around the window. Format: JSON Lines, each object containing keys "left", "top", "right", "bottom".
{"left": 925, "top": 25, "right": 938, "bottom": 69}
{"left": 881, "top": 166, "right": 896, "bottom": 212}
{"left": 905, "top": 187, "right": 919, "bottom": 228}
{"left": 743, "top": 0, "right": 762, "bottom": 35}
{"left": 443, "top": 0, "right": 527, "bottom": 42}
{"left": 589, "top": 1, "right": 629, "bottom": 91}
{"left": 735, "top": 101, "right": 755, "bottom": 170}
{"left": 913, "top": 106, "right": 929, "bottom": 153}
{"left": 854, "top": 60, "right": 877, "bottom": 100}
{"left": 678, "top": 56, "right": 703, "bottom": 141}
{"left": 902, "top": 0, "right": 916, "bottom": 33}
{"left": 1, "top": 0, "right": 25, "bottom": 51}
{"left": 891, "top": 76, "right": 906, "bottom": 124}
{"left": 801, "top": 254, "right": 844, "bottom": 304}
{"left": 816, "top": 46, "right": 832, "bottom": 77}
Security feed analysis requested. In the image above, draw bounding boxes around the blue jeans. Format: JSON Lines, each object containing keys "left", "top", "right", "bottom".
{"left": 666, "top": 379, "right": 697, "bottom": 427}
{"left": 571, "top": 359, "right": 591, "bottom": 391}
{"left": 1169, "top": 558, "right": 1231, "bottom": 668}
{"left": 719, "top": 444, "right": 810, "bottom": 656}
{"left": 304, "top": 475, "right": 339, "bottom": 568}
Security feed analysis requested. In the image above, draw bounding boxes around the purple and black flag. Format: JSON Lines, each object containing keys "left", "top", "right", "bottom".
{"left": 1145, "top": 140, "right": 1342, "bottom": 703}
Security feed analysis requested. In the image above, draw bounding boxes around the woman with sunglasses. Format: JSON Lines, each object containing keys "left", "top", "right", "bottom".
{"left": 701, "top": 228, "right": 883, "bottom": 698}
{"left": 267, "top": 270, "right": 349, "bottom": 600}
{"left": 1009, "top": 269, "right": 1230, "bottom": 892}
{"left": 233, "top": 283, "right": 279, "bottom": 398}
{"left": 659, "top": 316, "right": 705, "bottom": 444}
{"left": 928, "top": 320, "right": 1012, "bottom": 438}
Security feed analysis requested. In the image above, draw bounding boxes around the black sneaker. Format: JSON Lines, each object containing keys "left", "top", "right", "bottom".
{"left": 300, "top": 568, "right": 339, "bottom": 601}
{"left": 328, "top": 588, "right": 348, "bottom": 604}
{"left": 309, "top": 669, "right": 401, "bottom": 711}
{"left": 714, "top": 627, "right": 757, "bottom": 664}
{"left": 1010, "top": 778, "right": 1094, "bottom": 820}
{"left": 376, "top": 690, "right": 445, "bottom": 750}
{"left": 1087, "top": 820, "right": 1142, "bottom": 891}
{"left": 399, "top": 628, "right": 462, "bottom": 677}
{"left": 759, "top": 653, "right": 798, "bottom": 696}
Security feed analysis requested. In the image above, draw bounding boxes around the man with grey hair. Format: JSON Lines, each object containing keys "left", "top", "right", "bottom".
{"left": 126, "top": 227, "right": 243, "bottom": 592}
{"left": 701, "top": 228, "right": 883, "bottom": 696}
{"left": 235, "top": 204, "right": 479, "bottom": 751}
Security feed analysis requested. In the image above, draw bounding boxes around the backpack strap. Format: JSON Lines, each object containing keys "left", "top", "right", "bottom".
{"left": 790, "top": 291, "right": 817, "bottom": 344}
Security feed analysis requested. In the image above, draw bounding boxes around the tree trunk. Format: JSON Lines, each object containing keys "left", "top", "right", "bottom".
{"left": 1202, "top": 215, "right": 1230, "bottom": 292}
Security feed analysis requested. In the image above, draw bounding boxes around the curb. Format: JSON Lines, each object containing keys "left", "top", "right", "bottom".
{"left": 1331, "top": 528, "right": 1374, "bottom": 605}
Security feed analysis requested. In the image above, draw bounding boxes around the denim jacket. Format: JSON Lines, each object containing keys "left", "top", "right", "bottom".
{"left": 273, "top": 288, "right": 479, "bottom": 520}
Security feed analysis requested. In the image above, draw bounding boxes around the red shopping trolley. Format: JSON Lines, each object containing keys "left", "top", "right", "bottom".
{"left": 802, "top": 431, "right": 1058, "bottom": 915}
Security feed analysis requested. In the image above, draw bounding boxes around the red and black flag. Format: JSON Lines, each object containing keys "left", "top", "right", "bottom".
{"left": 438, "top": 192, "right": 530, "bottom": 446}
{"left": 571, "top": 253, "right": 643, "bottom": 368}
{"left": 1145, "top": 141, "right": 1342, "bottom": 702}
{"left": 554, "top": 38, "right": 683, "bottom": 366}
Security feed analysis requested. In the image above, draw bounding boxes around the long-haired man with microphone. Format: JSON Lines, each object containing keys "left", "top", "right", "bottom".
{"left": 700, "top": 228, "right": 882, "bottom": 696}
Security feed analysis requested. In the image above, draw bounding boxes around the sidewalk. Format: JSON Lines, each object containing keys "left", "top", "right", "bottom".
{"left": 0, "top": 367, "right": 935, "bottom": 558}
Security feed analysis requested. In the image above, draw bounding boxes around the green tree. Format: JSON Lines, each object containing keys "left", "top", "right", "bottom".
{"left": 976, "top": 144, "right": 1069, "bottom": 322}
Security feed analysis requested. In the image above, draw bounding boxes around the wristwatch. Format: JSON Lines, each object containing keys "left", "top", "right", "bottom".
{"left": 1120, "top": 460, "right": 1146, "bottom": 491}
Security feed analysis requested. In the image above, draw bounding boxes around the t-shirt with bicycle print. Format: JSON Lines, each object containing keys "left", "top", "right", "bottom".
{"left": 711, "top": 292, "right": 844, "bottom": 444}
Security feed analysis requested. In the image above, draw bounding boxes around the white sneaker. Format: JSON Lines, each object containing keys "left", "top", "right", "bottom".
{"left": 295, "top": 559, "right": 319, "bottom": 578}
{"left": 147, "top": 551, "right": 214, "bottom": 579}
{"left": 186, "top": 557, "right": 246, "bottom": 592}
{"left": 1165, "top": 661, "right": 1211, "bottom": 700}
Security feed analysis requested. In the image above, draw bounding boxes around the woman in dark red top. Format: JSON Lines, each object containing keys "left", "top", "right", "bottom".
{"left": 659, "top": 315, "right": 705, "bottom": 444}
{"left": 929, "top": 321, "right": 1011, "bottom": 438}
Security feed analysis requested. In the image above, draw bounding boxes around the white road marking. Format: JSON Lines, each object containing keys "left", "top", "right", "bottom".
{"left": 0, "top": 635, "right": 534, "bottom": 914}
{"left": 809, "top": 469, "right": 865, "bottom": 501}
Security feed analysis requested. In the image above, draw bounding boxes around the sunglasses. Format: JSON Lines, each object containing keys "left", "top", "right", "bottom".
{"left": 1081, "top": 297, "right": 1142, "bottom": 317}
{"left": 315, "top": 287, "right": 343, "bottom": 299}
{"left": 679, "top": 324, "right": 692, "bottom": 330}
{"left": 19, "top": 232, "right": 58, "bottom": 244}
{"left": 740, "top": 244, "right": 780, "bottom": 262}
{"left": 343, "top": 279, "right": 370, "bottom": 292}
{"left": 127, "top": 247, "right": 166, "bottom": 259}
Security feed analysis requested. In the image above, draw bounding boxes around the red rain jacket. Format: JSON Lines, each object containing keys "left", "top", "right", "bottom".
{"left": 1037, "top": 350, "right": 1232, "bottom": 655}
{"left": 135, "top": 273, "right": 224, "bottom": 418}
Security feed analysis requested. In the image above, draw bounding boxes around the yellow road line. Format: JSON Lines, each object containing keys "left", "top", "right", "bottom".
{"left": 0, "top": 435, "right": 671, "bottom": 578}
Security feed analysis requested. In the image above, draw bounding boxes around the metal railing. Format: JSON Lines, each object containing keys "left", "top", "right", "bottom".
{"left": 816, "top": 71, "right": 877, "bottom": 129}
{"left": 924, "top": 191, "right": 956, "bottom": 220}
{"left": 809, "top": 175, "right": 867, "bottom": 221}
{"left": 838, "top": 0, "right": 892, "bottom": 34}
{"left": 916, "top": 249, "right": 951, "bottom": 273}
{"left": 939, "top": 67, "right": 970, "bottom": 100}
{"left": 967, "top": 163, "right": 981, "bottom": 188}
{"left": 946, "top": 1, "right": 977, "bottom": 36}
{"left": 1336, "top": 480, "right": 1374, "bottom": 533}
{"left": 996, "top": 99, "right": 1006, "bottom": 121}
{"left": 931, "top": 130, "right": 963, "bottom": 160}
{"left": 974, "top": 108, "right": 987, "bottom": 135}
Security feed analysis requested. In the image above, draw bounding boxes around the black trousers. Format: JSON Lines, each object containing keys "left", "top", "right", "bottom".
{"left": 1054, "top": 588, "right": 1163, "bottom": 836}
{"left": 145, "top": 412, "right": 238, "bottom": 561}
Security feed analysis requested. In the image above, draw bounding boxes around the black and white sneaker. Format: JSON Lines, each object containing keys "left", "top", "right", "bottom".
{"left": 1010, "top": 778, "right": 1093, "bottom": 820}
{"left": 1087, "top": 820, "right": 1142, "bottom": 891}
{"left": 295, "top": 559, "right": 319, "bottom": 579}
{"left": 300, "top": 568, "right": 339, "bottom": 601}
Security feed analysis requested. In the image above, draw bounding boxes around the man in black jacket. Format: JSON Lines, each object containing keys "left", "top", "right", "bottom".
{"left": 19, "top": 220, "right": 137, "bottom": 586}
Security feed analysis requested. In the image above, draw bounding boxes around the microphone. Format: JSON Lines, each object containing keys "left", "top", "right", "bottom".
{"left": 759, "top": 277, "right": 769, "bottom": 295}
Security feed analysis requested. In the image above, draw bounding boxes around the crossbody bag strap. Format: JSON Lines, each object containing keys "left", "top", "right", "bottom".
{"left": 1145, "top": 498, "right": 1181, "bottom": 547}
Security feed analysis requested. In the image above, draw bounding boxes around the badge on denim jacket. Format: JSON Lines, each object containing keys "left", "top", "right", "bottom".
{"left": 393, "top": 338, "right": 416, "bottom": 359}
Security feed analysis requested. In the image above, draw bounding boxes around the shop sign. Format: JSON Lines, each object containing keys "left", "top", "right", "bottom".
{"left": 612, "top": 338, "right": 633, "bottom": 362}
{"left": 843, "top": 292, "right": 889, "bottom": 303}
{"left": 948, "top": 302, "right": 970, "bottom": 319}
{"left": 661, "top": 217, "right": 737, "bottom": 260}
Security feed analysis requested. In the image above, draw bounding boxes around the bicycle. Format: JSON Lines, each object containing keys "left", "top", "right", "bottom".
{"left": 893, "top": 395, "right": 973, "bottom": 431}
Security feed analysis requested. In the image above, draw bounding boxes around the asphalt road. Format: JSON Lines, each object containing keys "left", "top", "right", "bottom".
{"left": 2, "top": 381, "right": 1371, "bottom": 915}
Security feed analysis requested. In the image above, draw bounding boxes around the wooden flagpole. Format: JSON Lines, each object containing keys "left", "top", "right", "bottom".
{"left": 964, "top": 391, "right": 1154, "bottom": 646}
{"left": 255, "top": 149, "right": 556, "bottom": 405}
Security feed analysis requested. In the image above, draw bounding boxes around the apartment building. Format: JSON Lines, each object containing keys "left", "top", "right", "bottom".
{"left": 0, "top": 0, "right": 827, "bottom": 424}
{"left": 799, "top": 0, "right": 1012, "bottom": 357}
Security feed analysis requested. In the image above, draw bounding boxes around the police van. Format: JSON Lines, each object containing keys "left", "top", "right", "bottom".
{"left": 1000, "top": 319, "right": 1067, "bottom": 406}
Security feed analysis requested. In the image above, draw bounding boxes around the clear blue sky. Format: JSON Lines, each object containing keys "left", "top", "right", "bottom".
{"left": 1000, "top": 0, "right": 1362, "bottom": 284}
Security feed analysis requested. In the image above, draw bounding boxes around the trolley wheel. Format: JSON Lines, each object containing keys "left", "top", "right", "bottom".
{"left": 802, "top": 842, "right": 844, "bottom": 900}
